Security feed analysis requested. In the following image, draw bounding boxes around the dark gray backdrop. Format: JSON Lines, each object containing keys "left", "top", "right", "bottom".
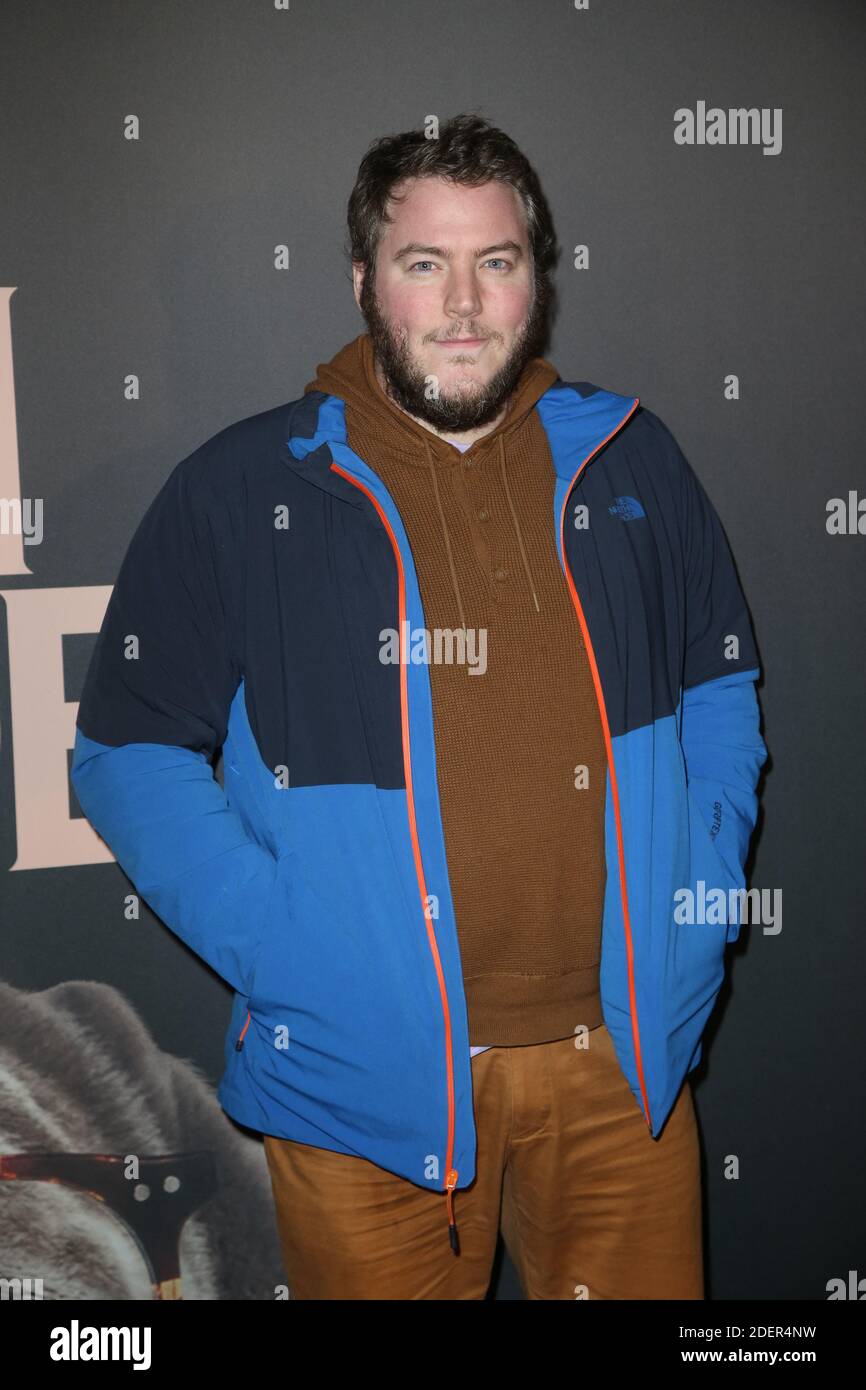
{"left": 1, "top": 0, "right": 864, "bottom": 1300}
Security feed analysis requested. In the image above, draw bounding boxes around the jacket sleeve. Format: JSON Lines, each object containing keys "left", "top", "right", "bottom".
{"left": 667, "top": 421, "right": 768, "bottom": 942}
{"left": 71, "top": 434, "right": 279, "bottom": 995}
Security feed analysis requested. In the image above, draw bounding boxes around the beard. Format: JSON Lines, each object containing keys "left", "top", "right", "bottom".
{"left": 358, "top": 265, "right": 552, "bottom": 434}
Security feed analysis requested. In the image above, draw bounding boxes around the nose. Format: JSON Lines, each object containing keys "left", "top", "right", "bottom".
{"left": 443, "top": 267, "right": 483, "bottom": 324}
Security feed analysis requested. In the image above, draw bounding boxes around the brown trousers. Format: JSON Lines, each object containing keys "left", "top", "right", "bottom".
{"left": 262, "top": 1022, "right": 704, "bottom": 1300}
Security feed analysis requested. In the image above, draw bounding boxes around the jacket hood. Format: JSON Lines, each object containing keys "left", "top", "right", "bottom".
{"left": 302, "top": 333, "right": 560, "bottom": 625}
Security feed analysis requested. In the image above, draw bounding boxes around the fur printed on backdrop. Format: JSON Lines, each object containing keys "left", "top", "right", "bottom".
{"left": 0, "top": 979, "right": 284, "bottom": 1299}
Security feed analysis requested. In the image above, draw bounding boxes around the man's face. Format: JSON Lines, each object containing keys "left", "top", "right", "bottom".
{"left": 353, "top": 175, "right": 549, "bottom": 434}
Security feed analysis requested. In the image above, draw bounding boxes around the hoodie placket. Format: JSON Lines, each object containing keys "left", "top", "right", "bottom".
{"left": 424, "top": 435, "right": 542, "bottom": 628}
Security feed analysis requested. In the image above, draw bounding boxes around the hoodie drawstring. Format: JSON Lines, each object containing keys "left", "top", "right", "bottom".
{"left": 497, "top": 434, "right": 540, "bottom": 614}
{"left": 424, "top": 438, "right": 468, "bottom": 634}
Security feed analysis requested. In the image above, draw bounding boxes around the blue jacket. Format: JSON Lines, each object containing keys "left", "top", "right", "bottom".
{"left": 71, "top": 371, "right": 767, "bottom": 1249}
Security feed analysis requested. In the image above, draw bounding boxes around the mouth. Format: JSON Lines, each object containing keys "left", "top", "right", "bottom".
{"left": 435, "top": 337, "right": 488, "bottom": 349}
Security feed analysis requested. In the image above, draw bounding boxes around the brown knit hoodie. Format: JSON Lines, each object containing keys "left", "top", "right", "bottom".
{"left": 304, "top": 333, "right": 607, "bottom": 1046}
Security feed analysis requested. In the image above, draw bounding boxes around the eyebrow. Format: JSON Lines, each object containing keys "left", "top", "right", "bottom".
{"left": 392, "top": 240, "right": 525, "bottom": 263}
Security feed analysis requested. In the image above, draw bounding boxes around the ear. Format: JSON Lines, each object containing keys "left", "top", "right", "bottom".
{"left": 351, "top": 262, "right": 365, "bottom": 310}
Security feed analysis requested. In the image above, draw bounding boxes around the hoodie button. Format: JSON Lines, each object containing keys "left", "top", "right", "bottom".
{"left": 476, "top": 508, "right": 490, "bottom": 522}
{"left": 463, "top": 456, "right": 475, "bottom": 468}
{"left": 493, "top": 566, "right": 508, "bottom": 581}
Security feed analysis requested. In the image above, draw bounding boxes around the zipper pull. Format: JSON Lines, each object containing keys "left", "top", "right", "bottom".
{"left": 235, "top": 1010, "right": 252, "bottom": 1051}
{"left": 446, "top": 1168, "right": 460, "bottom": 1254}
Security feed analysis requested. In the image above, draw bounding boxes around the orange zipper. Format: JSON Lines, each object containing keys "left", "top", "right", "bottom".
{"left": 557, "top": 401, "right": 653, "bottom": 1133}
{"left": 330, "top": 460, "right": 461, "bottom": 1252}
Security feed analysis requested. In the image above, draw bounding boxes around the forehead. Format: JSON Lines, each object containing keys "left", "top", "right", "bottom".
{"left": 381, "top": 175, "right": 527, "bottom": 246}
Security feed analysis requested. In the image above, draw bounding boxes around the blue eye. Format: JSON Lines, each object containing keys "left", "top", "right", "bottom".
{"left": 407, "top": 259, "right": 512, "bottom": 273}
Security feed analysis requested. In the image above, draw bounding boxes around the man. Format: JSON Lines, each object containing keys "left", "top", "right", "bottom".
{"left": 72, "top": 113, "right": 767, "bottom": 1300}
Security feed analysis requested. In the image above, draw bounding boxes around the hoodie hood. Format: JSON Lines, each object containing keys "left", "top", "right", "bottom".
{"left": 304, "top": 332, "right": 559, "bottom": 467}
{"left": 303, "top": 333, "right": 560, "bottom": 625}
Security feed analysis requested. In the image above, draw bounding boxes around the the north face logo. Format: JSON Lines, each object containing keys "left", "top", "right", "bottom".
{"left": 608, "top": 495, "right": 646, "bottom": 521}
